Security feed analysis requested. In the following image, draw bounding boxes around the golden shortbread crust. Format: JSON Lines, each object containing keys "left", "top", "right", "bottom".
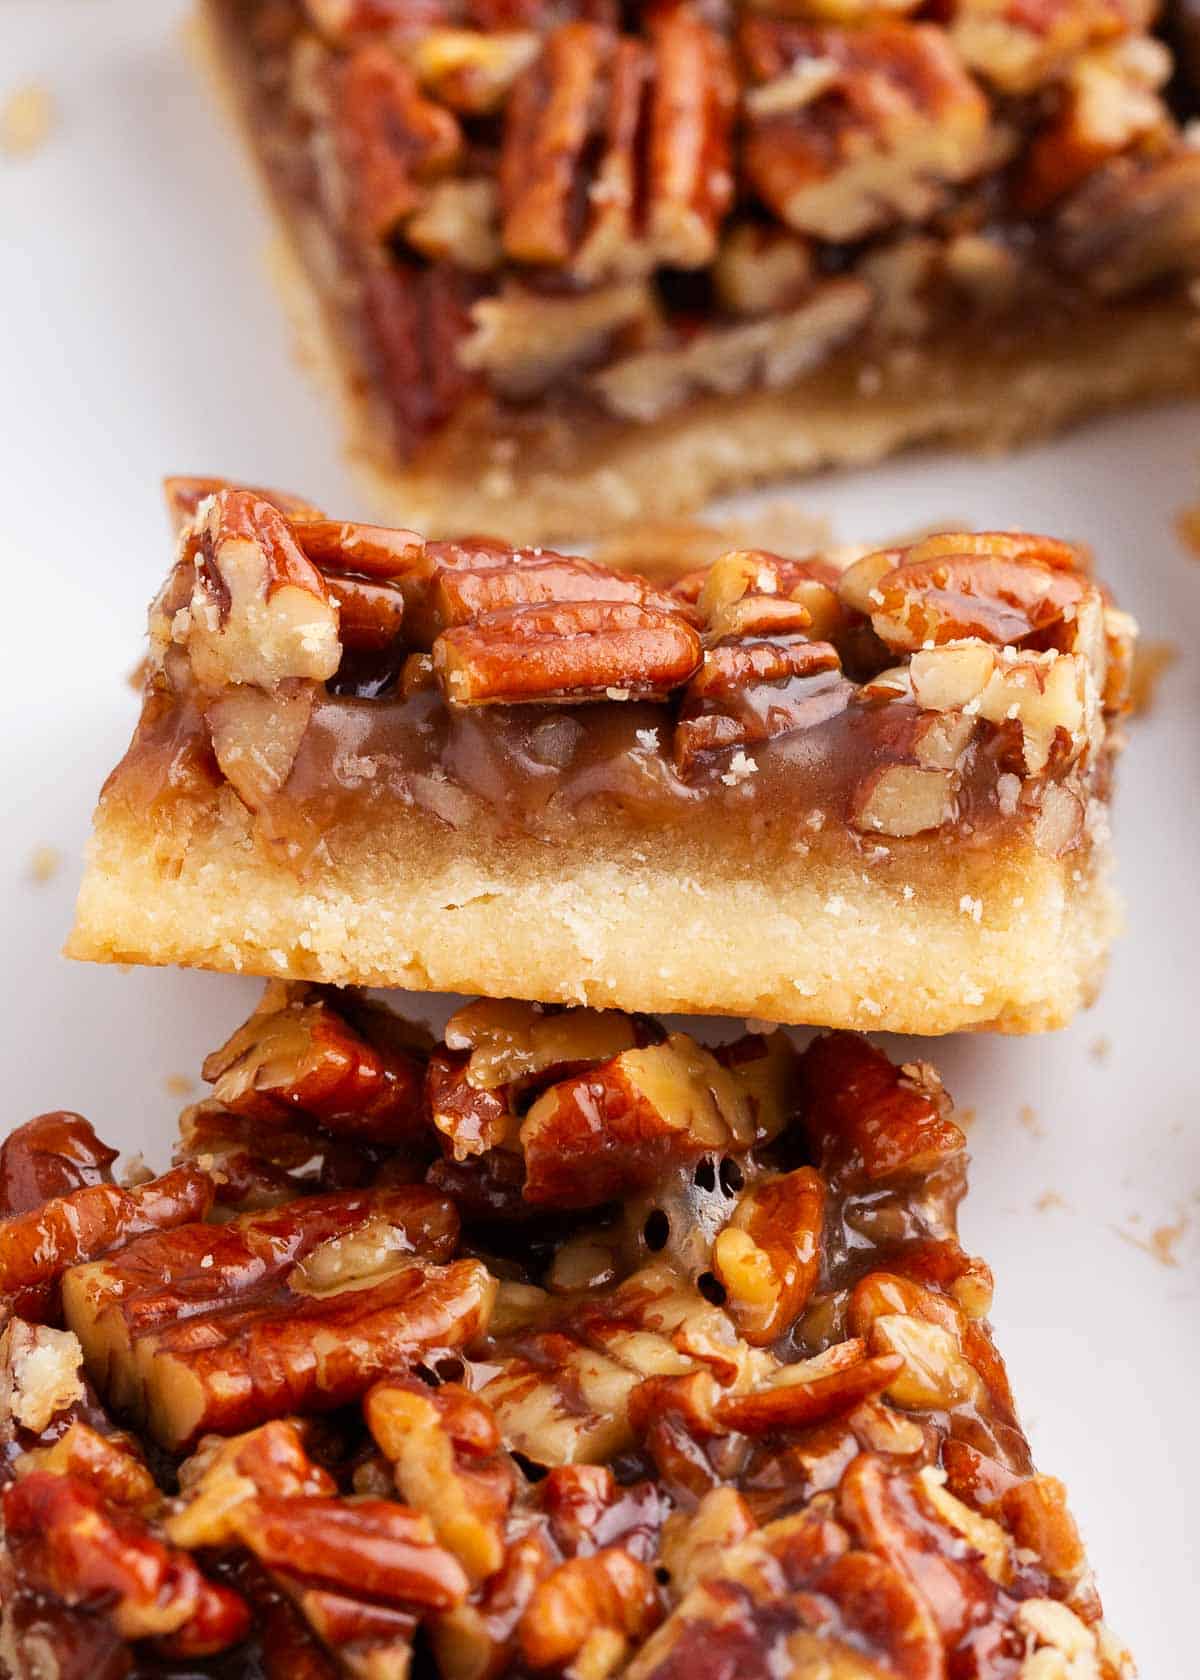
{"left": 69, "top": 795, "right": 1118, "bottom": 1035}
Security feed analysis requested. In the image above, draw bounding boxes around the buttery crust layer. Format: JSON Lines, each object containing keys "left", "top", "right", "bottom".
{"left": 68, "top": 797, "right": 1118, "bottom": 1034}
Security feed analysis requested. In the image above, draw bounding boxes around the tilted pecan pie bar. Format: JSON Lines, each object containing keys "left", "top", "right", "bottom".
{"left": 70, "top": 479, "right": 1135, "bottom": 1033}
{"left": 0, "top": 990, "right": 1134, "bottom": 1679}
{"left": 197, "top": 0, "right": 1200, "bottom": 540}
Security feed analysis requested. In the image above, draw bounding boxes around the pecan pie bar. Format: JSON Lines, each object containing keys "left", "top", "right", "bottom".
{"left": 70, "top": 480, "right": 1135, "bottom": 1033}
{"left": 197, "top": 0, "right": 1200, "bottom": 541}
{"left": 0, "top": 994, "right": 1134, "bottom": 1678}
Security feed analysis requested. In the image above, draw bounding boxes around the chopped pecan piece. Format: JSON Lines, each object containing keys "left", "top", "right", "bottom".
{"left": 590, "top": 277, "right": 872, "bottom": 421}
{"left": 334, "top": 45, "right": 463, "bottom": 242}
{"left": 167, "top": 1420, "right": 338, "bottom": 1549}
{"left": 231, "top": 1495, "right": 470, "bottom": 1611}
{"left": 839, "top": 530, "right": 1088, "bottom": 653}
{"left": 175, "top": 1100, "right": 377, "bottom": 1209}
{"left": 18, "top": 1419, "right": 159, "bottom": 1514}
{"left": 673, "top": 638, "right": 847, "bottom": 776}
{"left": 518, "top": 1548, "right": 662, "bottom": 1675}
{"left": 366, "top": 1379, "right": 515, "bottom": 1583}
{"left": 433, "top": 601, "right": 702, "bottom": 705}
{"left": 800, "top": 1032, "right": 964, "bottom": 1181}
{"left": 163, "top": 489, "right": 341, "bottom": 691}
{"left": 500, "top": 11, "right": 735, "bottom": 279}
{"left": 947, "top": 0, "right": 1152, "bottom": 93}
{"left": 1015, "top": 38, "right": 1170, "bottom": 212}
{"left": 712, "top": 1168, "right": 825, "bottom": 1345}
{"left": 202, "top": 982, "right": 429, "bottom": 1147}
{"left": 203, "top": 680, "right": 316, "bottom": 812}
{"left": 409, "top": 26, "right": 541, "bottom": 113}
{"left": 0, "top": 1318, "right": 86, "bottom": 1435}
{"left": 741, "top": 19, "right": 992, "bottom": 241}
{"left": 520, "top": 1035, "right": 756, "bottom": 1207}
{"left": 3, "top": 1470, "right": 251, "bottom": 1653}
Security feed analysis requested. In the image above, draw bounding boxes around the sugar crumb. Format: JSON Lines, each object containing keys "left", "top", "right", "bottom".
{"left": 28, "top": 845, "right": 62, "bottom": 884}
{"left": 958, "top": 894, "right": 982, "bottom": 924}
{"left": 1, "top": 82, "right": 54, "bottom": 156}
{"left": 720, "top": 750, "right": 757, "bottom": 786}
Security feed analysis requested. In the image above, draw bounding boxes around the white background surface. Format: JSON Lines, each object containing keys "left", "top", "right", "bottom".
{"left": 2, "top": 4, "right": 1198, "bottom": 1671}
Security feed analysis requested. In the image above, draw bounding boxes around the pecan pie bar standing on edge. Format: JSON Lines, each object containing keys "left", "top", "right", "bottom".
{"left": 195, "top": 0, "right": 1200, "bottom": 541}
{"left": 0, "top": 990, "right": 1134, "bottom": 1678}
{"left": 69, "top": 480, "right": 1136, "bottom": 1034}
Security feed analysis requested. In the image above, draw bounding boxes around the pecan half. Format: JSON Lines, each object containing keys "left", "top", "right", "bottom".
{"left": 334, "top": 45, "right": 463, "bottom": 242}
{"left": 741, "top": 19, "right": 992, "bottom": 241}
{"left": 0, "top": 1165, "right": 213, "bottom": 1322}
{"left": 433, "top": 601, "right": 702, "bottom": 705}
{"left": 500, "top": 10, "right": 735, "bottom": 280}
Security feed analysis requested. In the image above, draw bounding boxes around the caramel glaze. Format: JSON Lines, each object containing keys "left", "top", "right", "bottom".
{"left": 103, "top": 653, "right": 1108, "bottom": 890}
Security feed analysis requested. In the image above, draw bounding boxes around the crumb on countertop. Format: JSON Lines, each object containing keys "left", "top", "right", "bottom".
{"left": 1088, "top": 1034, "right": 1111, "bottom": 1065}
{"left": 164, "top": 1074, "right": 195, "bottom": 1098}
{"left": 28, "top": 845, "right": 62, "bottom": 885}
{"left": 1035, "top": 1190, "right": 1068, "bottom": 1212}
{"left": 1177, "top": 505, "right": 1200, "bottom": 558}
{"left": 1116, "top": 1212, "right": 1190, "bottom": 1268}
{"left": 1, "top": 83, "right": 54, "bottom": 157}
{"left": 1018, "top": 1104, "right": 1043, "bottom": 1138}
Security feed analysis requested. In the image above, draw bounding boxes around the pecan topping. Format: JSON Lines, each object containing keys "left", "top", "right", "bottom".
{"left": 0, "top": 994, "right": 1131, "bottom": 1677}
{"left": 433, "top": 600, "right": 702, "bottom": 705}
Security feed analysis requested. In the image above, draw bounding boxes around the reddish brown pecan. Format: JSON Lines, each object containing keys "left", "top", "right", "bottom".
{"left": 63, "top": 1185, "right": 462, "bottom": 1431}
{"left": 3, "top": 1471, "right": 250, "bottom": 1653}
{"left": 202, "top": 983, "right": 430, "bottom": 1148}
{"left": 518, "top": 1548, "right": 663, "bottom": 1672}
{"left": 711, "top": 1167, "right": 825, "bottom": 1345}
{"left": 1053, "top": 144, "right": 1200, "bottom": 297}
{"left": 232, "top": 1495, "right": 470, "bottom": 1611}
{"left": 433, "top": 600, "right": 702, "bottom": 705}
{"left": 0, "top": 1113, "right": 118, "bottom": 1218}
{"left": 799, "top": 1033, "right": 965, "bottom": 1181}
{"left": 357, "top": 260, "right": 483, "bottom": 460}
{"left": 519, "top": 1035, "right": 756, "bottom": 1207}
{"left": 334, "top": 45, "right": 463, "bottom": 242}
{"left": 500, "top": 10, "right": 735, "bottom": 279}
{"left": 19, "top": 1420, "right": 160, "bottom": 1514}
{"left": 175, "top": 1101, "right": 378, "bottom": 1210}
{"left": 0, "top": 1165, "right": 213, "bottom": 1322}
{"left": 840, "top": 531, "right": 1090, "bottom": 653}
{"left": 741, "top": 19, "right": 991, "bottom": 241}
{"left": 673, "top": 638, "right": 848, "bottom": 776}
{"left": 366, "top": 1378, "right": 515, "bottom": 1584}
